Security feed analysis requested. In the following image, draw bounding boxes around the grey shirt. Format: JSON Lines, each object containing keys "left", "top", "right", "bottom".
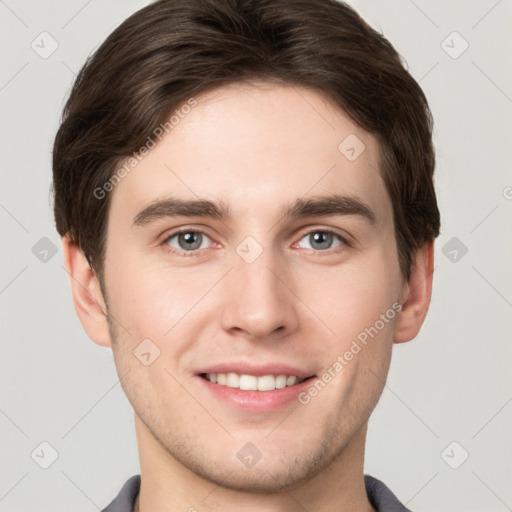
{"left": 101, "top": 474, "right": 412, "bottom": 511}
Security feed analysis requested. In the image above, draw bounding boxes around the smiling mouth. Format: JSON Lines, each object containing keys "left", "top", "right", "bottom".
{"left": 200, "top": 372, "right": 315, "bottom": 391}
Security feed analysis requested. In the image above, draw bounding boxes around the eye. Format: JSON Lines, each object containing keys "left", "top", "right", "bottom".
{"left": 165, "top": 230, "right": 212, "bottom": 253}
{"left": 296, "top": 230, "right": 346, "bottom": 251}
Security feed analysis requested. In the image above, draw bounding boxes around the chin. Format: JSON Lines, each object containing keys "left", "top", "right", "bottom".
{"left": 166, "top": 431, "right": 342, "bottom": 494}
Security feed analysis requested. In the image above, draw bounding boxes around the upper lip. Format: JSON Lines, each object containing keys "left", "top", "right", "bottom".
{"left": 197, "top": 362, "right": 314, "bottom": 379}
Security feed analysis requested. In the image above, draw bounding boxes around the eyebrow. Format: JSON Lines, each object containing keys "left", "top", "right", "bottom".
{"left": 131, "top": 194, "right": 376, "bottom": 228}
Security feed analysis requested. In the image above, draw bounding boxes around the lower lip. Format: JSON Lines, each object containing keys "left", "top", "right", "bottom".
{"left": 197, "top": 376, "right": 316, "bottom": 412}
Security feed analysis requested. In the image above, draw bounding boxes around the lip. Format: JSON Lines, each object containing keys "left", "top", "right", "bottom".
{"left": 195, "top": 362, "right": 316, "bottom": 413}
{"left": 197, "top": 376, "right": 316, "bottom": 412}
{"left": 196, "top": 362, "right": 313, "bottom": 379}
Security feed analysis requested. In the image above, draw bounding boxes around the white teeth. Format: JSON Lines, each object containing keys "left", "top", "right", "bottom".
{"left": 204, "top": 372, "right": 306, "bottom": 391}
{"left": 287, "top": 376, "right": 297, "bottom": 386}
{"left": 239, "top": 374, "right": 258, "bottom": 390}
{"left": 275, "top": 375, "right": 287, "bottom": 389}
{"left": 226, "top": 372, "right": 239, "bottom": 388}
{"left": 257, "top": 375, "right": 276, "bottom": 391}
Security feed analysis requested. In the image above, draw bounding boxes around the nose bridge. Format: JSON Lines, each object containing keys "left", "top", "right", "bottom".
{"left": 220, "top": 238, "right": 298, "bottom": 339}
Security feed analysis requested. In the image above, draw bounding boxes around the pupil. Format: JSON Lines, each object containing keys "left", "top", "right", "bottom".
{"left": 311, "top": 231, "right": 332, "bottom": 250}
{"left": 180, "top": 232, "right": 201, "bottom": 250}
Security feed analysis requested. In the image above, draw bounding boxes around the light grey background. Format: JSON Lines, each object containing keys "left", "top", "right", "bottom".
{"left": 1, "top": 1, "right": 511, "bottom": 511}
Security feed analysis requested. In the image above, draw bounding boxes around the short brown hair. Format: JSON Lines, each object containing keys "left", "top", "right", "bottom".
{"left": 52, "top": 0, "right": 440, "bottom": 281}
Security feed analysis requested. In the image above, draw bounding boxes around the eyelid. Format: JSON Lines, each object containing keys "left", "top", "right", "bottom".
{"left": 161, "top": 225, "right": 214, "bottom": 243}
{"left": 160, "top": 224, "right": 352, "bottom": 258}
{"left": 162, "top": 226, "right": 217, "bottom": 257}
{"left": 294, "top": 225, "right": 352, "bottom": 247}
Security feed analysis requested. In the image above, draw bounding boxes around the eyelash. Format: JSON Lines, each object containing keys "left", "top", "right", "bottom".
{"left": 162, "top": 227, "right": 351, "bottom": 258}
{"left": 163, "top": 229, "right": 213, "bottom": 258}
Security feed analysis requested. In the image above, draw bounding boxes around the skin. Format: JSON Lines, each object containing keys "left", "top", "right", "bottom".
{"left": 63, "top": 82, "right": 434, "bottom": 511}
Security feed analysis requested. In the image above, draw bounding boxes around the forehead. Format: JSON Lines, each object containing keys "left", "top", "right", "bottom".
{"left": 109, "top": 82, "right": 391, "bottom": 226}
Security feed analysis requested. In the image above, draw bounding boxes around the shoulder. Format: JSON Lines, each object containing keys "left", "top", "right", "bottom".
{"left": 101, "top": 475, "right": 140, "bottom": 512}
{"left": 364, "top": 475, "right": 412, "bottom": 512}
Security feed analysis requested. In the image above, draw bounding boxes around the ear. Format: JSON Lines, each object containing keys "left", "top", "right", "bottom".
{"left": 62, "top": 237, "right": 112, "bottom": 348}
{"left": 393, "top": 241, "right": 435, "bottom": 343}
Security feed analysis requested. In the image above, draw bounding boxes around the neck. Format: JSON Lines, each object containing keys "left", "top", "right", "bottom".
{"left": 134, "top": 415, "right": 374, "bottom": 512}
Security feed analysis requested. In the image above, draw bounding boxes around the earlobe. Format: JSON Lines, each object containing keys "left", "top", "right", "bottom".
{"left": 393, "top": 241, "right": 435, "bottom": 344}
{"left": 62, "top": 237, "right": 112, "bottom": 348}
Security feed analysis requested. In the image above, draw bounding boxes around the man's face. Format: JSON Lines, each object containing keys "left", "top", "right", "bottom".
{"left": 102, "top": 83, "right": 407, "bottom": 491}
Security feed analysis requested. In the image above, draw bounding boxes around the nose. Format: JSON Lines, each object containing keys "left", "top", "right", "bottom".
{"left": 219, "top": 245, "right": 300, "bottom": 341}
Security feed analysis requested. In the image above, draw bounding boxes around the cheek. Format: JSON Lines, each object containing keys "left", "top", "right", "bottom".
{"left": 296, "top": 253, "right": 401, "bottom": 347}
{"left": 104, "top": 251, "right": 224, "bottom": 364}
